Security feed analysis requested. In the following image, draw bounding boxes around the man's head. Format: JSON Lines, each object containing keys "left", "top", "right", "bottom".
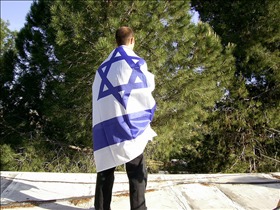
{"left": 115, "top": 26, "right": 135, "bottom": 49}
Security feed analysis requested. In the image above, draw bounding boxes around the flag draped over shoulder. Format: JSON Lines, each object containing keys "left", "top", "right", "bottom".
{"left": 92, "top": 45, "right": 157, "bottom": 172}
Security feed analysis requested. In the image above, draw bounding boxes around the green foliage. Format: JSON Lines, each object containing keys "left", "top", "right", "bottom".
{"left": 0, "top": 144, "right": 17, "bottom": 171}
{"left": 0, "top": 139, "right": 95, "bottom": 172}
{"left": 191, "top": 0, "right": 280, "bottom": 172}
{"left": 1, "top": 1, "right": 59, "bottom": 148}
{"left": 0, "top": 19, "right": 17, "bottom": 56}
{"left": 49, "top": 0, "right": 235, "bottom": 168}
{"left": 1, "top": 0, "right": 278, "bottom": 173}
{"left": 0, "top": 19, "right": 17, "bottom": 110}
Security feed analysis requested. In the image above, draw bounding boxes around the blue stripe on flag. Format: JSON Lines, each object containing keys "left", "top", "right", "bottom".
{"left": 93, "top": 106, "right": 156, "bottom": 151}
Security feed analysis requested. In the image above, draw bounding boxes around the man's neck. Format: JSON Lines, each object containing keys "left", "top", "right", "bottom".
{"left": 120, "top": 44, "right": 134, "bottom": 50}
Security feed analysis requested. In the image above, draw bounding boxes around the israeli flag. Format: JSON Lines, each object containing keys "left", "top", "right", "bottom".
{"left": 92, "top": 45, "right": 157, "bottom": 172}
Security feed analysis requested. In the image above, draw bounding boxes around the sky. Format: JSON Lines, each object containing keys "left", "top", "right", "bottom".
{"left": 1, "top": 0, "right": 199, "bottom": 32}
{"left": 1, "top": 0, "right": 33, "bottom": 31}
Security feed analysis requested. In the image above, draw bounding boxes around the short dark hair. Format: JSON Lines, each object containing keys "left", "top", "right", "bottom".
{"left": 115, "top": 26, "right": 134, "bottom": 46}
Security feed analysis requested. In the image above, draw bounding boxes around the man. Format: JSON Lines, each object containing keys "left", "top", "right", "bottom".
{"left": 92, "top": 26, "right": 157, "bottom": 210}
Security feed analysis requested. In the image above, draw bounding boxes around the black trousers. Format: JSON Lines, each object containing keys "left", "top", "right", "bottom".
{"left": 94, "top": 154, "right": 147, "bottom": 210}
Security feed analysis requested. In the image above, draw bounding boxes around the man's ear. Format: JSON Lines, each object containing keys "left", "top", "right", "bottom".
{"left": 130, "top": 37, "right": 135, "bottom": 44}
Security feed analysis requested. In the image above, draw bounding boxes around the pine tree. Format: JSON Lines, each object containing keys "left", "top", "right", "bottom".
{"left": 0, "top": 19, "right": 17, "bottom": 56}
{"left": 1, "top": 1, "right": 95, "bottom": 172}
{"left": 2, "top": 0, "right": 59, "bottom": 143}
{"left": 1, "top": 1, "right": 64, "bottom": 171}
{"left": 1, "top": 0, "right": 238, "bottom": 172}
{"left": 0, "top": 20, "right": 19, "bottom": 170}
{"left": 51, "top": 0, "right": 235, "bottom": 170}
{"left": 0, "top": 19, "right": 17, "bottom": 112}
{"left": 191, "top": 0, "right": 280, "bottom": 172}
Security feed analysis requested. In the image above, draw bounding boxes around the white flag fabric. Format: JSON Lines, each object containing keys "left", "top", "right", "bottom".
{"left": 92, "top": 45, "right": 157, "bottom": 172}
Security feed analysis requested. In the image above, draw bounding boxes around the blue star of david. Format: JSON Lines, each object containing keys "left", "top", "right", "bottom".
{"left": 97, "top": 46, "right": 148, "bottom": 109}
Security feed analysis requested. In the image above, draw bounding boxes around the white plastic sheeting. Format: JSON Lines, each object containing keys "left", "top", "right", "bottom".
{"left": 1, "top": 172, "right": 279, "bottom": 210}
